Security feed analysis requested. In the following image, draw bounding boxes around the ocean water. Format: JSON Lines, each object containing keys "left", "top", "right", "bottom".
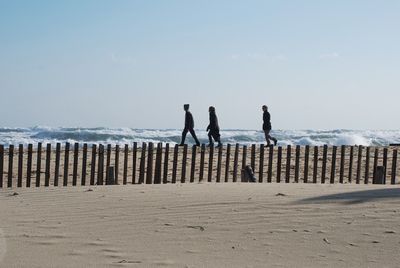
{"left": 0, "top": 127, "right": 399, "bottom": 147}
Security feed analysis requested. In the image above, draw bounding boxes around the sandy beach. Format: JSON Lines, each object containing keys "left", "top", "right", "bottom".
{"left": 1, "top": 183, "right": 399, "bottom": 267}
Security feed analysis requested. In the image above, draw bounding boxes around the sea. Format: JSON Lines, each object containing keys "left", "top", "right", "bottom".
{"left": 0, "top": 127, "right": 399, "bottom": 147}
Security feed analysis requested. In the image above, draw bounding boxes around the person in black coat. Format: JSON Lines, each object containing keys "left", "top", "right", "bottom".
{"left": 262, "top": 105, "right": 278, "bottom": 146}
{"left": 180, "top": 104, "right": 200, "bottom": 146}
{"left": 206, "top": 106, "right": 222, "bottom": 147}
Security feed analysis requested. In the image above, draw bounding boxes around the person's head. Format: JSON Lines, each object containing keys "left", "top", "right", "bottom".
{"left": 209, "top": 106, "right": 215, "bottom": 113}
{"left": 262, "top": 105, "right": 268, "bottom": 112}
{"left": 183, "top": 104, "right": 190, "bottom": 111}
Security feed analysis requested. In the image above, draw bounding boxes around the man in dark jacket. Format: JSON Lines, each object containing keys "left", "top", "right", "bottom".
{"left": 180, "top": 104, "right": 201, "bottom": 146}
{"left": 262, "top": 105, "right": 278, "bottom": 146}
{"left": 206, "top": 106, "right": 222, "bottom": 147}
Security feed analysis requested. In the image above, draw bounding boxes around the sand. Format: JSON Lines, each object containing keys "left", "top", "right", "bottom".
{"left": 1, "top": 183, "right": 400, "bottom": 267}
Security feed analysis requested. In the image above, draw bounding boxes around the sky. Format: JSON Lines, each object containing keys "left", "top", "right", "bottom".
{"left": 0, "top": 0, "right": 399, "bottom": 130}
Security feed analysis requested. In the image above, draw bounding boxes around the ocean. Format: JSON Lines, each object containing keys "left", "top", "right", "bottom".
{"left": 0, "top": 127, "right": 399, "bottom": 147}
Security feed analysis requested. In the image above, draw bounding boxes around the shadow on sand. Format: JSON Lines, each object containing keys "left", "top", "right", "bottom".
{"left": 299, "top": 188, "right": 400, "bottom": 205}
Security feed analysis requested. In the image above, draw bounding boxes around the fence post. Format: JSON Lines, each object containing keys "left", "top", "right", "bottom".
{"left": 123, "top": 144, "right": 129, "bottom": 185}
{"left": 267, "top": 145, "right": 274, "bottom": 183}
{"left": 383, "top": 148, "right": 388, "bottom": 184}
{"left": 190, "top": 145, "right": 197, "bottom": 183}
{"left": 98, "top": 144, "right": 105, "bottom": 185}
{"left": 277, "top": 146, "right": 282, "bottom": 183}
{"left": 241, "top": 145, "right": 247, "bottom": 174}
{"left": 208, "top": 146, "right": 214, "bottom": 182}
{"left": 0, "top": 145, "right": 3, "bottom": 188}
{"left": 285, "top": 145, "right": 291, "bottom": 183}
{"left": 339, "top": 145, "right": 345, "bottom": 183}
{"left": 232, "top": 144, "right": 239, "bottom": 182}
{"left": 106, "top": 144, "right": 111, "bottom": 183}
{"left": 321, "top": 145, "right": 327, "bottom": 184}
{"left": 81, "top": 143, "right": 88, "bottom": 186}
{"left": 181, "top": 144, "right": 188, "bottom": 183}
{"left": 391, "top": 149, "right": 397, "bottom": 185}
{"left": 330, "top": 146, "right": 337, "bottom": 184}
{"left": 36, "top": 142, "right": 42, "bottom": 187}
{"left": 45, "top": 143, "right": 51, "bottom": 187}
{"left": 294, "top": 145, "right": 300, "bottom": 183}
{"left": 199, "top": 144, "right": 206, "bottom": 182}
{"left": 162, "top": 143, "right": 169, "bottom": 184}
{"left": 251, "top": 144, "right": 256, "bottom": 172}
{"left": 312, "top": 146, "right": 318, "bottom": 183}
{"left": 356, "top": 145, "right": 363, "bottom": 184}
{"left": 154, "top": 143, "right": 162, "bottom": 184}
{"left": 146, "top": 143, "right": 154, "bottom": 184}
{"left": 364, "top": 147, "right": 370, "bottom": 184}
{"left": 18, "top": 144, "right": 24, "bottom": 188}
{"left": 139, "top": 143, "right": 147, "bottom": 184}
{"left": 225, "top": 144, "right": 231, "bottom": 183}
{"left": 304, "top": 145, "right": 310, "bottom": 183}
{"left": 132, "top": 142, "right": 138, "bottom": 184}
{"left": 258, "top": 144, "right": 264, "bottom": 183}
{"left": 372, "top": 148, "right": 379, "bottom": 181}
{"left": 348, "top": 146, "right": 354, "bottom": 183}
{"left": 72, "top": 143, "right": 79, "bottom": 186}
{"left": 63, "top": 142, "right": 70, "bottom": 186}
{"left": 171, "top": 144, "right": 178, "bottom": 184}
{"left": 216, "top": 145, "right": 223, "bottom": 183}
{"left": 26, "top": 144, "right": 33, "bottom": 187}
{"left": 8, "top": 145, "right": 14, "bottom": 188}
{"left": 90, "top": 144, "right": 97, "bottom": 186}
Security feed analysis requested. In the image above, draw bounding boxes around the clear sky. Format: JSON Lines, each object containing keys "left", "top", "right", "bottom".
{"left": 0, "top": 0, "right": 399, "bottom": 130}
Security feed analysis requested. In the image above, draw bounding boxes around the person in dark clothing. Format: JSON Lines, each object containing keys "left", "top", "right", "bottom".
{"left": 206, "top": 106, "right": 222, "bottom": 147}
{"left": 262, "top": 105, "right": 278, "bottom": 146}
{"left": 180, "top": 104, "right": 201, "bottom": 146}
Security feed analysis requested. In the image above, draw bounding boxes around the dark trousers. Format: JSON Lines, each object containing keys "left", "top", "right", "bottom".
{"left": 264, "top": 129, "right": 277, "bottom": 145}
{"left": 181, "top": 128, "right": 200, "bottom": 145}
{"left": 208, "top": 132, "right": 221, "bottom": 145}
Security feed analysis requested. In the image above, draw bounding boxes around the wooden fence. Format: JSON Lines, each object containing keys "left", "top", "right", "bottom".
{"left": 0, "top": 142, "right": 398, "bottom": 188}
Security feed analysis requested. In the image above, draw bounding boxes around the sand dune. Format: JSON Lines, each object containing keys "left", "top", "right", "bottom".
{"left": 1, "top": 184, "right": 400, "bottom": 267}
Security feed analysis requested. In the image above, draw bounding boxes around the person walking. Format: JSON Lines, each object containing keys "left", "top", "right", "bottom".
{"left": 262, "top": 105, "right": 278, "bottom": 146}
{"left": 206, "top": 106, "right": 222, "bottom": 147}
{"left": 180, "top": 104, "right": 201, "bottom": 146}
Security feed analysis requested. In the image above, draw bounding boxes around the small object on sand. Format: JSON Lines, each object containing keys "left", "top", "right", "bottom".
{"left": 117, "top": 260, "right": 142, "bottom": 264}
{"left": 275, "top": 193, "right": 286, "bottom": 196}
{"left": 384, "top": 230, "right": 396, "bottom": 234}
{"left": 372, "top": 240, "right": 380, "bottom": 244}
{"left": 323, "top": 238, "right": 331, "bottom": 244}
{"left": 9, "top": 192, "right": 19, "bottom": 196}
{"left": 186, "top": 225, "right": 205, "bottom": 231}
{"left": 85, "top": 188, "right": 93, "bottom": 192}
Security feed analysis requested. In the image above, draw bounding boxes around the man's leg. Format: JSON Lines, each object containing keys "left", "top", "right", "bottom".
{"left": 264, "top": 130, "right": 271, "bottom": 146}
{"left": 208, "top": 132, "right": 214, "bottom": 146}
{"left": 189, "top": 129, "right": 201, "bottom": 146}
{"left": 180, "top": 129, "right": 188, "bottom": 145}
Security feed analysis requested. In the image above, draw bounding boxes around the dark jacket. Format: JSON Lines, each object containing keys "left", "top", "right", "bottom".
{"left": 263, "top": 111, "right": 272, "bottom": 130}
{"left": 184, "top": 111, "right": 195, "bottom": 129}
{"left": 207, "top": 111, "right": 220, "bottom": 133}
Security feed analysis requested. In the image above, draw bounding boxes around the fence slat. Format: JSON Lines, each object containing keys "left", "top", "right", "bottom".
{"left": 72, "top": 143, "right": 79, "bottom": 186}
{"left": 364, "top": 147, "right": 370, "bottom": 184}
{"left": 106, "top": 144, "right": 112, "bottom": 183}
{"left": 330, "top": 146, "right": 337, "bottom": 184}
{"left": 373, "top": 148, "right": 379, "bottom": 181}
{"left": 190, "top": 145, "right": 197, "bottom": 183}
{"left": 18, "top": 144, "right": 23, "bottom": 187}
{"left": 26, "top": 144, "right": 33, "bottom": 187}
{"left": 285, "top": 145, "right": 291, "bottom": 183}
{"left": 181, "top": 144, "right": 188, "bottom": 183}
{"left": 123, "top": 144, "right": 128, "bottom": 185}
{"left": 312, "top": 146, "right": 318, "bottom": 183}
{"left": 258, "top": 144, "right": 264, "bottom": 183}
{"left": 233, "top": 144, "right": 239, "bottom": 182}
{"left": 339, "top": 145, "right": 345, "bottom": 183}
{"left": 321, "top": 145, "right": 328, "bottom": 184}
{"left": 132, "top": 142, "right": 138, "bottom": 184}
{"left": 216, "top": 145, "right": 223, "bottom": 183}
{"left": 36, "top": 143, "right": 42, "bottom": 187}
{"left": 154, "top": 143, "right": 162, "bottom": 184}
{"left": 146, "top": 143, "right": 154, "bottom": 184}
{"left": 115, "top": 145, "right": 120, "bottom": 185}
{"left": 0, "top": 145, "right": 3, "bottom": 188}
{"left": 45, "top": 144, "right": 51, "bottom": 187}
{"left": 8, "top": 145, "right": 14, "bottom": 188}
{"left": 277, "top": 146, "right": 282, "bottom": 183}
{"left": 63, "top": 142, "right": 70, "bottom": 186}
{"left": 162, "top": 143, "right": 169, "bottom": 184}
{"left": 208, "top": 146, "right": 214, "bottom": 182}
{"left": 97, "top": 144, "right": 104, "bottom": 185}
{"left": 304, "top": 145, "right": 310, "bottom": 183}
{"left": 171, "top": 144, "right": 178, "bottom": 184}
{"left": 81, "top": 144, "right": 87, "bottom": 186}
{"left": 294, "top": 145, "right": 300, "bottom": 183}
{"left": 348, "top": 146, "right": 354, "bottom": 183}
{"left": 250, "top": 144, "right": 256, "bottom": 172}
{"left": 267, "top": 145, "right": 273, "bottom": 183}
{"left": 139, "top": 143, "right": 147, "bottom": 184}
{"left": 90, "top": 144, "right": 97, "bottom": 186}
{"left": 241, "top": 145, "right": 247, "bottom": 174}
{"left": 356, "top": 145, "right": 363, "bottom": 184}
{"left": 383, "top": 148, "right": 388, "bottom": 184}
{"left": 199, "top": 144, "right": 206, "bottom": 182}
{"left": 225, "top": 144, "right": 231, "bottom": 183}
{"left": 391, "top": 149, "right": 397, "bottom": 185}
